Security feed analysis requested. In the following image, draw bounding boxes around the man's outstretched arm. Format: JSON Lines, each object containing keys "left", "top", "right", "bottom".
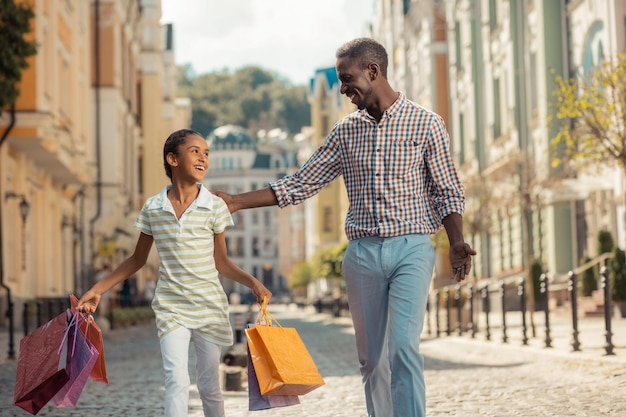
{"left": 213, "top": 187, "right": 278, "bottom": 213}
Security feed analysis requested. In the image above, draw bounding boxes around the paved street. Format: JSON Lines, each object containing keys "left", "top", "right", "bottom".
{"left": 0, "top": 303, "right": 625, "bottom": 416}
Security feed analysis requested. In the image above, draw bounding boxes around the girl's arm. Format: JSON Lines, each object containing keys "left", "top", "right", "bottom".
{"left": 78, "top": 232, "right": 154, "bottom": 313}
{"left": 214, "top": 231, "right": 272, "bottom": 304}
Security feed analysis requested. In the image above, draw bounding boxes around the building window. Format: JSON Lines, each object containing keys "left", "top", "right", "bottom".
{"left": 459, "top": 113, "right": 465, "bottom": 164}
{"left": 455, "top": 21, "right": 462, "bottom": 71}
{"left": 252, "top": 237, "right": 259, "bottom": 257}
{"left": 530, "top": 52, "right": 538, "bottom": 115}
{"left": 493, "top": 78, "right": 501, "bottom": 139}
{"left": 489, "top": 0, "right": 498, "bottom": 32}
{"left": 263, "top": 210, "right": 272, "bottom": 228}
{"left": 323, "top": 207, "right": 333, "bottom": 233}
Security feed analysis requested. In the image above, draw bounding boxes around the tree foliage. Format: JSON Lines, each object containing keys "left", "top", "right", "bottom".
{"left": 311, "top": 242, "right": 347, "bottom": 281}
{"left": 290, "top": 261, "right": 312, "bottom": 289}
{"left": 0, "top": 0, "right": 37, "bottom": 114}
{"left": 177, "top": 65, "right": 311, "bottom": 137}
{"left": 550, "top": 53, "right": 626, "bottom": 172}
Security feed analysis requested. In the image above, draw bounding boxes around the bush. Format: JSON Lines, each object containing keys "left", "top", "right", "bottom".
{"left": 580, "top": 255, "right": 597, "bottom": 296}
{"left": 110, "top": 306, "right": 154, "bottom": 328}
{"left": 531, "top": 259, "right": 545, "bottom": 303}
{"left": 610, "top": 247, "right": 626, "bottom": 302}
{"left": 598, "top": 230, "right": 614, "bottom": 255}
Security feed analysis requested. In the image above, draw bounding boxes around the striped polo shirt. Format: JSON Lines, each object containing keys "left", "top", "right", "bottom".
{"left": 134, "top": 183, "right": 234, "bottom": 345}
{"left": 270, "top": 93, "right": 465, "bottom": 241}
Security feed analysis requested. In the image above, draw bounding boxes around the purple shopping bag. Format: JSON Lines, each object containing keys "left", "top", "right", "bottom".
{"left": 13, "top": 311, "right": 71, "bottom": 415}
{"left": 247, "top": 324, "right": 300, "bottom": 411}
{"left": 51, "top": 312, "right": 99, "bottom": 408}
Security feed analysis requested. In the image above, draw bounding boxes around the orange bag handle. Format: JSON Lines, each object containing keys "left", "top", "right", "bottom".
{"left": 256, "top": 296, "right": 282, "bottom": 327}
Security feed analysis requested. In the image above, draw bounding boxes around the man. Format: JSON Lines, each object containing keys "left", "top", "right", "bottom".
{"left": 215, "top": 38, "right": 476, "bottom": 417}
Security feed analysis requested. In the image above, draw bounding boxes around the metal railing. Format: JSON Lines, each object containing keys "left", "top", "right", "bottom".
{"left": 426, "top": 259, "right": 617, "bottom": 356}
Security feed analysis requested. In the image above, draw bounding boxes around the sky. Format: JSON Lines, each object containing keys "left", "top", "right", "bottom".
{"left": 160, "top": 0, "right": 375, "bottom": 86}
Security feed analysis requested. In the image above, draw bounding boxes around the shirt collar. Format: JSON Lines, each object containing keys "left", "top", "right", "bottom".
{"left": 358, "top": 92, "right": 405, "bottom": 123}
{"left": 147, "top": 183, "right": 213, "bottom": 211}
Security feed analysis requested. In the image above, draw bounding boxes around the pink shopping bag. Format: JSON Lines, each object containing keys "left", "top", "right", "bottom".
{"left": 51, "top": 311, "right": 99, "bottom": 408}
{"left": 13, "top": 311, "right": 71, "bottom": 415}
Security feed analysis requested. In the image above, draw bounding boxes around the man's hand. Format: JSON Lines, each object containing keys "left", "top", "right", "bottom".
{"left": 449, "top": 242, "right": 477, "bottom": 282}
{"left": 212, "top": 191, "right": 235, "bottom": 213}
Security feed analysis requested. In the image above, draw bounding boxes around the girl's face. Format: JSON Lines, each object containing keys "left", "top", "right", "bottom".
{"left": 168, "top": 134, "right": 209, "bottom": 182}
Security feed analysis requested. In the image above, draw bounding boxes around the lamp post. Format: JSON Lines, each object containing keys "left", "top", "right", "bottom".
{"left": 5, "top": 193, "right": 31, "bottom": 270}
{"left": 3, "top": 192, "right": 30, "bottom": 359}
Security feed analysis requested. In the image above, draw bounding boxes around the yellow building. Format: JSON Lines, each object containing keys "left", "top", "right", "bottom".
{"left": 0, "top": 0, "right": 189, "bottom": 331}
{"left": 305, "top": 67, "right": 353, "bottom": 297}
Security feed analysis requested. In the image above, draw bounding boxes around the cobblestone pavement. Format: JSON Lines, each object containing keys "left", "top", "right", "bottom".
{"left": 0, "top": 304, "right": 625, "bottom": 416}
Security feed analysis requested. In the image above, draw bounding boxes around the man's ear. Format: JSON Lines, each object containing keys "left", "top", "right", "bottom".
{"left": 368, "top": 63, "right": 379, "bottom": 80}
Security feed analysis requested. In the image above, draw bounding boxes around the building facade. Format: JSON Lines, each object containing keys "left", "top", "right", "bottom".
{"left": 204, "top": 125, "right": 300, "bottom": 299}
{"left": 0, "top": 0, "right": 189, "bottom": 326}
{"left": 371, "top": 0, "right": 625, "bottom": 285}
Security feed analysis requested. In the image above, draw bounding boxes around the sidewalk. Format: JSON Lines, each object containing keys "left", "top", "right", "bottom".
{"left": 1, "top": 303, "right": 625, "bottom": 416}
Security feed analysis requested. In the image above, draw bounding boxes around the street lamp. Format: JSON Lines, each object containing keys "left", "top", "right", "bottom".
{"left": 5, "top": 192, "right": 30, "bottom": 270}
{"left": 3, "top": 191, "right": 30, "bottom": 359}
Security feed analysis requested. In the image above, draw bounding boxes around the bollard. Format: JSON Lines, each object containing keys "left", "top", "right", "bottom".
{"left": 7, "top": 297, "right": 15, "bottom": 359}
{"left": 500, "top": 281, "right": 508, "bottom": 343}
{"left": 234, "top": 312, "right": 244, "bottom": 344}
{"left": 468, "top": 284, "right": 476, "bottom": 338}
{"left": 444, "top": 287, "right": 451, "bottom": 336}
{"left": 36, "top": 300, "right": 42, "bottom": 327}
{"left": 47, "top": 300, "right": 54, "bottom": 323}
{"left": 568, "top": 271, "right": 581, "bottom": 351}
{"left": 481, "top": 284, "right": 491, "bottom": 341}
{"left": 540, "top": 273, "right": 552, "bottom": 348}
{"left": 23, "top": 301, "right": 29, "bottom": 336}
{"left": 455, "top": 284, "right": 463, "bottom": 336}
{"left": 435, "top": 289, "right": 441, "bottom": 337}
{"left": 517, "top": 277, "right": 528, "bottom": 345}
{"left": 600, "top": 266, "right": 615, "bottom": 355}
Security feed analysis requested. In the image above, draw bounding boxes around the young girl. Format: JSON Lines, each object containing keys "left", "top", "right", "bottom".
{"left": 78, "top": 129, "right": 272, "bottom": 417}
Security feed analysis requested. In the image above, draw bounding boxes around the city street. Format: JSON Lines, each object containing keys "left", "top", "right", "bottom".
{"left": 1, "top": 304, "right": 625, "bottom": 416}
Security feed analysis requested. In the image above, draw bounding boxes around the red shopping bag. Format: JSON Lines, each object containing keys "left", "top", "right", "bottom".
{"left": 51, "top": 312, "right": 99, "bottom": 408}
{"left": 70, "top": 294, "right": 108, "bottom": 383}
{"left": 247, "top": 324, "right": 300, "bottom": 411}
{"left": 13, "top": 311, "right": 71, "bottom": 415}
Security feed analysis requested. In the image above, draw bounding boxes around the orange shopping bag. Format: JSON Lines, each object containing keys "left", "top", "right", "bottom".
{"left": 70, "top": 294, "right": 108, "bottom": 384}
{"left": 245, "top": 299, "right": 325, "bottom": 396}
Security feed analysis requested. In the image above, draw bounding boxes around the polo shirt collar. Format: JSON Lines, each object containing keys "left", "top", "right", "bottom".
{"left": 147, "top": 183, "right": 213, "bottom": 211}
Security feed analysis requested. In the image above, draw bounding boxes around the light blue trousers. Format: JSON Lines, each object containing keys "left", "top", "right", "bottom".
{"left": 159, "top": 327, "right": 225, "bottom": 417}
{"left": 342, "top": 234, "right": 434, "bottom": 417}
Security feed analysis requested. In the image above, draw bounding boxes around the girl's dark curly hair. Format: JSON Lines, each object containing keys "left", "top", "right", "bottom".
{"left": 163, "top": 129, "right": 203, "bottom": 180}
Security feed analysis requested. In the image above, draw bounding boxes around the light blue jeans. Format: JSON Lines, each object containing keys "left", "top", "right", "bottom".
{"left": 159, "top": 326, "right": 224, "bottom": 417}
{"left": 342, "top": 234, "right": 435, "bottom": 417}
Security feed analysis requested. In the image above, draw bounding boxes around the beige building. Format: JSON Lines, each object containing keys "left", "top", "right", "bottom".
{"left": 0, "top": 0, "right": 189, "bottom": 330}
{"left": 304, "top": 67, "right": 353, "bottom": 297}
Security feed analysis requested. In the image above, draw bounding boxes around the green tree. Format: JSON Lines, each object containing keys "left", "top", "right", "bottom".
{"left": 549, "top": 53, "right": 626, "bottom": 210}
{"left": 290, "top": 261, "right": 312, "bottom": 289}
{"left": 177, "top": 65, "right": 310, "bottom": 137}
{"left": 610, "top": 247, "right": 626, "bottom": 303}
{"left": 0, "top": 0, "right": 37, "bottom": 115}
{"left": 579, "top": 255, "right": 597, "bottom": 297}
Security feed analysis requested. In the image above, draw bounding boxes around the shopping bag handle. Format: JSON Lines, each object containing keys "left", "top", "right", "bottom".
{"left": 255, "top": 296, "right": 282, "bottom": 327}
